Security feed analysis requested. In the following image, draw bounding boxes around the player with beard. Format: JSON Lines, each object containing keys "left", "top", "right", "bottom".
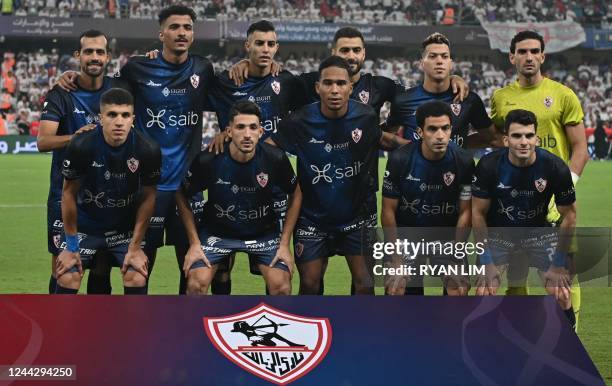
{"left": 57, "top": 6, "right": 215, "bottom": 294}
{"left": 38, "top": 30, "right": 116, "bottom": 294}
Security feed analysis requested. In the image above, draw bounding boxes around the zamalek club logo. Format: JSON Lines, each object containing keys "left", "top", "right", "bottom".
{"left": 204, "top": 303, "right": 332, "bottom": 385}
{"left": 358, "top": 90, "right": 369, "bottom": 104}
{"left": 271, "top": 80, "right": 281, "bottom": 95}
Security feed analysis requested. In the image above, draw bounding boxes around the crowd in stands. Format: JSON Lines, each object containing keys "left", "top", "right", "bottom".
{"left": 1, "top": 49, "right": 610, "bottom": 154}
{"left": 2, "top": 0, "right": 611, "bottom": 27}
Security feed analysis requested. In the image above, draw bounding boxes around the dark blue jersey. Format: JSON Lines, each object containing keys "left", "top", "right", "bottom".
{"left": 383, "top": 141, "right": 474, "bottom": 227}
{"left": 183, "top": 142, "right": 297, "bottom": 239}
{"left": 116, "top": 54, "right": 214, "bottom": 191}
{"left": 272, "top": 100, "right": 381, "bottom": 230}
{"left": 62, "top": 128, "right": 161, "bottom": 234}
{"left": 387, "top": 85, "right": 492, "bottom": 146}
{"left": 472, "top": 147, "right": 575, "bottom": 227}
{"left": 207, "top": 70, "right": 305, "bottom": 140}
{"left": 40, "top": 77, "right": 115, "bottom": 202}
{"left": 299, "top": 71, "right": 405, "bottom": 117}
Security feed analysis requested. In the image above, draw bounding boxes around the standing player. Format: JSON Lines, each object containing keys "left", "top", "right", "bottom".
{"left": 38, "top": 30, "right": 115, "bottom": 294}
{"left": 386, "top": 33, "right": 495, "bottom": 147}
{"left": 268, "top": 56, "right": 406, "bottom": 295}
{"left": 382, "top": 101, "right": 474, "bottom": 296}
{"left": 177, "top": 101, "right": 301, "bottom": 295}
{"left": 472, "top": 109, "right": 577, "bottom": 328}
{"left": 58, "top": 5, "right": 215, "bottom": 294}
{"left": 55, "top": 88, "right": 161, "bottom": 294}
{"left": 490, "top": 31, "right": 588, "bottom": 323}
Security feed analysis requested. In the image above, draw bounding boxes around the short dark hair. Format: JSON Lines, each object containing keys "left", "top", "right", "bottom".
{"left": 100, "top": 88, "right": 134, "bottom": 107}
{"left": 78, "top": 29, "right": 109, "bottom": 51}
{"left": 510, "top": 30, "right": 545, "bottom": 53}
{"left": 247, "top": 20, "right": 275, "bottom": 37}
{"left": 333, "top": 27, "right": 364, "bottom": 46}
{"left": 421, "top": 32, "right": 451, "bottom": 56}
{"left": 229, "top": 101, "right": 262, "bottom": 123}
{"left": 504, "top": 109, "right": 538, "bottom": 134}
{"left": 416, "top": 101, "right": 453, "bottom": 129}
{"left": 318, "top": 56, "right": 351, "bottom": 79}
{"left": 158, "top": 5, "right": 196, "bottom": 25}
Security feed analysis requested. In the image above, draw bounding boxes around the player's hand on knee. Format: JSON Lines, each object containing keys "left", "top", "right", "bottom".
{"left": 476, "top": 264, "right": 499, "bottom": 296}
{"left": 228, "top": 59, "right": 250, "bottom": 86}
{"left": 270, "top": 244, "right": 294, "bottom": 278}
{"left": 143, "top": 49, "right": 159, "bottom": 59}
{"left": 75, "top": 123, "right": 97, "bottom": 135}
{"left": 384, "top": 272, "right": 407, "bottom": 295}
{"left": 122, "top": 247, "right": 149, "bottom": 278}
{"left": 544, "top": 265, "right": 571, "bottom": 302}
{"left": 207, "top": 130, "right": 229, "bottom": 154}
{"left": 56, "top": 250, "right": 82, "bottom": 276}
{"left": 183, "top": 243, "right": 210, "bottom": 277}
{"left": 56, "top": 71, "right": 79, "bottom": 92}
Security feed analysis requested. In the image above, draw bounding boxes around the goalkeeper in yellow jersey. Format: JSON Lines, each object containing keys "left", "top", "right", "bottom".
{"left": 490, "top": 30, "right": 588, "bottom": 328}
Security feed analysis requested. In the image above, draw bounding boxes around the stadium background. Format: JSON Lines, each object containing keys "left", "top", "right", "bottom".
{"left": 0, "top": 0, "right": 610, "bottom": 382}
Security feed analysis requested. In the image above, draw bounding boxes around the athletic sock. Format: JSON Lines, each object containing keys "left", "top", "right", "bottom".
{"left": 124, "top": 286, "right": 147, "bottom": 295}
{"left": 211, "top": 279, "right": 232, "bottom": 295}
{"left": 49, "top": 275, "right": 57, "bottom": 294}
{"left": 87, "top": 272, "right": 112, "bottom": 294}
{"left": 318, "top": 280, "right": 324, "bottom": 295}
{"left": 55, "top": 285, "right": 78, "bottom": 294}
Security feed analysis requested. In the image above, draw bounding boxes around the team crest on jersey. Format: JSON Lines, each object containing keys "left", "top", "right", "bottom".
{"left": 450, "top": 103, "right": 462, "bottom": 116}
{"left": 544, "top": 96, "right": 553, "bottom": 108}
{"left": 535, "top": 178, "right": 547, "bottom": 193}
{"left": 53, "top": 234, "right": 61, "bottom": 249}
{"left": 351, "top": 128, "right": 362, "bottom": 143}
{"left": 127, "top": 157, "right": 139, "bottom": 173}
{"left": 204, "top": 303, "right": 332, "bottom": 385}
{"left": 256, "top": 172, "right": 269, "bottom": 188}
{"left": 271, "top": 80, "right": 281, "bottom": 95}
{"left": 443, "top": 171, "right": 455, "bottom": 186}
{"left": 191, "top": 74, "right": 200, "bottom": 89}
{"left": 358, "top": 90, "right": 369, "bottom": 104}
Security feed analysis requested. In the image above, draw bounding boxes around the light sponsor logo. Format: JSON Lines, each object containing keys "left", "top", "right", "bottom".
{"left": 146, "top": 109, "right": 199, "bottom": 129}
{"left": 310, "top": 161, "right": 363, "bottom": 184}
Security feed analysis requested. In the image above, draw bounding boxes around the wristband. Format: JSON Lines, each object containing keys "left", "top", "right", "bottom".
{"left": 65, "top": 234, "right": 79, "bottom": 253}
{"left": 571, "top": 172, "right": 580, "bottom": 185}
{"left": 553, "top": 250, "right": 566, "bottom": 267}
{"left": 479, "top": 249, "right": 493, "bottom": 265}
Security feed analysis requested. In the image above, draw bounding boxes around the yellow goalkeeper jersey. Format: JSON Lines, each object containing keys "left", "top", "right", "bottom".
{"left": 491, "top": 77, "right": 584, "bottom": 163}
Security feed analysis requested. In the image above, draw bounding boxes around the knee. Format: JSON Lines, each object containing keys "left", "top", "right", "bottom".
{"left": 268, "top": 279, "right": 291, "bottom": 295}
{"left": 58, "top": 272, "right": 81, "bottom": 290}
{"left": 187, "top": 269, "right": 210, "bottom": 295}
{"left": 123, "top": 271, "right": 147, "bottom": 288}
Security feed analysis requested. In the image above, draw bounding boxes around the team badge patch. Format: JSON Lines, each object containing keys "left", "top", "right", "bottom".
{"left": 450, "top": 103, "right": 461, "bottom": 116}
{"left": 204, "top": 303, "right": 332, "bottom": 385}
{"left": 544, "top": 96, "right": 553, "bottom": 108}
{"left": 53, "top": 234, "right": 61, "bottom": 249}
{"left": 535, "top": 178, "right": 547, "bottom": 193}
{"left": 271, "top": 80, "right": 281, "bottom": 95}
{"left": 257, "top": 172, "right": 269, "bottom": 188}
{"left": 443, "top": 171, "right": 455, "bottom": 186}
{"left": 127, "top": 157, "right": 139, "bottom": 173}
{"left": 295, "top": 242, "right": 304, "bottom": 257}
{"left": 351, "top": 128, "right": 362, "bottom": 143}
{"left": 190, "top": 74, "right": 200, "bottom": 89}
{"left": 358, "top": 90, "right": 369, "bottom": 104}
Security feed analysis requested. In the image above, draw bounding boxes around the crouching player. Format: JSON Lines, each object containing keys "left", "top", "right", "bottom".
{"left": 472, "top": 109, "right": 577, "bottom": 328}
{"left": 55, "top": 88, "right": 161, "bottom": 294}
{"left": 177, "top": 101, "right": 302, "bottom": 295}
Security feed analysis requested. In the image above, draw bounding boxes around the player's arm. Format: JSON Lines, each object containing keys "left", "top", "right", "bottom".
{"left": 465, "top": 123, "right": 504, "bottom": 148}
{"left": 379, "top": 131, "right": 410, "bottom": 150}
{"left": 37, "top": 120, "right": 96, "bottom": 152}
{"left": 472, "top": 196, "right": 499, "bottom": 296}
{"left": 228, "top": 59, "right": 282, "bottom": 86}
{"left": 272, "top": 183, "right": 302, "bottom": 277}
{"left": 565, "top": 122, "right": 589, "bottom": 180}
{"left": 449, "top": 75, "right": 469, "bottom": 102}
{"left": 56, "top": 177, "right": 83, "bottom": 276}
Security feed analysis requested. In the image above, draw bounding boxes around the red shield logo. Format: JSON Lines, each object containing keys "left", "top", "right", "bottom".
{"left": 358, "top": 90, "right": 369, "bottom": 104}
{"left": 271, "top": 80, "right": 281, "bottom": 95}
{"left": 295, "top": 242, "right": 304, "bottom": 257}
{"left": 535, "top": 178, "right": 547, "bottom": 193}
{"left": 53, "top": 234, "right": 61, "bottom": 248}
{"left": 351, "top": 128, "right": 362, "bottom": 143}
{"left": 443, "top": 171, "right": 455, "bottom": 186}
{"left": 190, "top": 73, "right": 200, "bottom": 89}
{"left": 450, "top": 103, "right": 461, "bottom": 116}
{"left": 257, "top": 172, "right": 269, "bottom": 188}
{"left": 127, "top": 157, "right": 139, "bottom": 173}
{"left": 204, "top": 303, "right": 332, "bottom": 385}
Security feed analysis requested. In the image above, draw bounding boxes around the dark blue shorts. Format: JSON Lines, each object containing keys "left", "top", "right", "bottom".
{"left": 188, "top": 227, "right": 288, "bottom": 272}
{"left": 144, "top": 190, "right": 205, "bottom": 249}
{"left": 47, "top": 199, "right": 63, "bottom": 255}
{"left": 487, "top": 228, "right": 561, "bottom": 271}
{"left": 59, "top": 230, "right": 132, "bottom": 273}
{"left": 293, "top": 214, "right": 377, "bottom": 263}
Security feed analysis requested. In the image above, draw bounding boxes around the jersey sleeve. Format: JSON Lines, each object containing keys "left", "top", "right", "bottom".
{"left": 472, "top": 155, "right": 496, "bottom": 199}
{"left": 467, "top": 93, "right": 493, "bottom": 131}
{"left": 139, "top": 139, "right": 162, "bottom": 186}
{"left": 551, "top": 157, "right": 576, "bottom": 206}
{"left": 561, "top": 88, "right": 584, "bottom": 127}
{"left": 270, "top": 114, "right": 298, "bottom": 154}
{"left": 40, "top": 88, "right": 65, "bottom": 122}
{"left": 182, "top": 151, "right": 213, "bottom": 196}
{"left": 490, "top": 90, "right": 504, "bottom": 129}
{"left": 62, "top": 133, "right": 91, "bottom": 180}
{"left": 382, "top": 147, "right": 404, "bottom": 198}
{"left": 274, "top": 148, "right": 298, "bottom": 194}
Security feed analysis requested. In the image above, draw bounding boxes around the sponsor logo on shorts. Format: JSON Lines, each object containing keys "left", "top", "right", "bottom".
{"left": 207, "top": 236, "right": 222, "bottom": 246}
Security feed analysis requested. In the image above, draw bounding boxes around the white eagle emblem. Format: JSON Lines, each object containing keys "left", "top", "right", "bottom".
{"left": 443, "top": 171, "right": 455, "bottom": 186}
{"left": 351, "top": 128, "right": 362, "bottom": 143}
{"left": 256, "top": 172, "right": 269, "bottom": 188}
{"left": 535, "top": 178, "right": 547, "bottom": 193}
{"left": 358, "top": 90, "right": 370, "bottom": 104}
{"left": 127, "top": 157, "right": 139, "bottom": 173}
{"left": 271, "top": 80, "right": 280, "bottom": 95}
{"left": 450, "top": 103, "right": 461, "bottom": 116}
{"left": 190, "top": 74, "right": 200, "bottom": 89}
